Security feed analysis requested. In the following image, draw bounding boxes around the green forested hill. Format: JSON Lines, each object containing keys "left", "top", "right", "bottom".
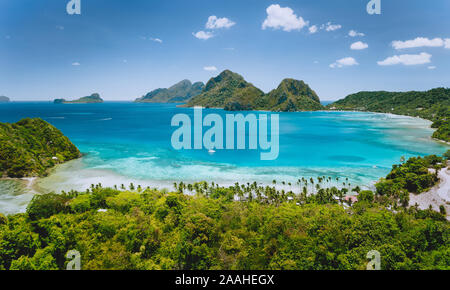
{"left": 187, "top": 70, "right": 324, "bottom": 111}
{"left": 0, "top": 118, "right": 81, "bottom": 178}
{"left": 135, "top": 80, "right": 205, "bottom": 103}
{"left": 328, "top": 88, "right": 450, "bottom": 142}
{"left": 260, "top": 78, "right": 323, "bottom": 111}
{"left": 187, "top": 70, "right": 265, "bottom": 110}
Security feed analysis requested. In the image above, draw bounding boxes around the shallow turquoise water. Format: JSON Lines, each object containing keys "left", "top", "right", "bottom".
{"left": 0, "top": 102, "right": 448, "bottom": 214}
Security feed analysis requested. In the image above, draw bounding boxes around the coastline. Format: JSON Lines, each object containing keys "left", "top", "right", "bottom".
{"left": 34, "top": 157, "right": 380, "bottom": 195}
{"left": 409, "top": 165, "right": 450, "bottom": 221}
{"left": 0, "top": 105, "right": 448, "bottom": 216}
{"left": 0, "top": 177, "right": 37, "bottom": 190}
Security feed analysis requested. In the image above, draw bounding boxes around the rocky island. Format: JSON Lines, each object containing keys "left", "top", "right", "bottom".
{"left": 54, "top": 93, "right": 103, "bottom": 104}
{"left": 135, "top": 80, "right": 204, "bottom": 103}
{"left": 0, "top": 96, "right": 10, "bottom": 103}
{"left": 186, "top": 70, "right": 324, "bottom": 112}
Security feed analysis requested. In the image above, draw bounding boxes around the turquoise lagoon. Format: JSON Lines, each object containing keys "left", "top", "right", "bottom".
{"left": 0, "top": 102, "right": 448, "bottom": 214}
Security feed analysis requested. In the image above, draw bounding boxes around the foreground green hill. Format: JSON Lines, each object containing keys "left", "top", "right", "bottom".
{"left": 187, "top": 70, "right": 324, "bottom": 111}
{"left": 135, "top": 80, "right": 204, "bottom": 103}
{"left": 0, "top": 166, "right": 447, "bottom": 270}
{"left": 0, "top": 118, "right": 81, "bottom": 178}
{"left": 328, "top": 88, "right": 450, "bottom": 142}
{"left": 54, "top": 93, "right": 103, "bottom": 104}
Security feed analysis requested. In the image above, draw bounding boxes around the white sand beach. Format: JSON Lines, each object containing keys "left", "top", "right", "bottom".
{"left": 409, "top": 164, "right": 450, "bottom": 220}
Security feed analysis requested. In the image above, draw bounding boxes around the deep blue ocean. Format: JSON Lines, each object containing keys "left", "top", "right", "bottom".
{"left": 0, "top": 102, "right": 448, "bottom": 214}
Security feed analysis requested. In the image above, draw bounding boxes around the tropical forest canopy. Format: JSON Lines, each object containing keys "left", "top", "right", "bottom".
{"left": 0, "top": 118, "right": 81, "bottom": 178}
{"left": 0, "top": 155, "right": 448, "bottom": 271}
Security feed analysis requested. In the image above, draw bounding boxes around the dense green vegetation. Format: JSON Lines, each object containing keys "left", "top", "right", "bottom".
{"left": 187, "top": 70, "right": 324, "bottom": 112}
{"left": 54, "top": 93, "right": 103, "bottom": 104}
{"left": 0, "top": 118, "right": 81, "bottom": 178}
{"left": 0, "top": 96, "right": 10, "bottom": 103}
{"left": 135, "top": 80, "right": 205, "bottom": 103}
{"left": 0, "top": 173, "right": 448, "bottom": 270}
{"left": 328, "top": 88, "right": 450, "bottom": 142}
{"left": 376, "top": 155, "right": 446, "bottom": 207}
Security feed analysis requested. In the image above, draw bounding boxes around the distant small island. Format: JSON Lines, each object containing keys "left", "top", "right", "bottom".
{"left": 135, "top": 80, "right": 204, "bottom": 103}
{"left": 54, "top": 93, "right": 103, "bottom": 104}
{"left": 0, "top": 96, "right": 10, "bottom": 103}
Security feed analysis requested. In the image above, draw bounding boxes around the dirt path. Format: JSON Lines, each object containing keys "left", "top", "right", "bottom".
{"left": 409, "top": 166, "right": 450, "bottom": 221}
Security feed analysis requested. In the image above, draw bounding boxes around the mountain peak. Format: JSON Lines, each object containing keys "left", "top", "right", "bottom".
{"left": 188, "top": 70, "right": 322, "bottom": 112}
{"left": 274, "top": 78, "right": 320, "bottom": 104}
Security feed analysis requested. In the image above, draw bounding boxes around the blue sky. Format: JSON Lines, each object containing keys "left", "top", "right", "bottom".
{"left": 0, "top": 0, "right": 449, "bottom": 101}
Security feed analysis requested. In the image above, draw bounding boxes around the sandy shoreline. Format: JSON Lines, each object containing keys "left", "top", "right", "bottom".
{"left": 409, "top": 164, "right": 450, "bottom": 221}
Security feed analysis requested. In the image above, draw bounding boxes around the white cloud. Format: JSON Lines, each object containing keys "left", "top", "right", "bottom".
{"left": 150, "top": 37, "right": 163, "bottom": 43}
{"left": 309, "top": 25, "right": 318, "bottom": 34}
{"left": 322, "top": 22, "right": 342, "bottom": 32}
{"left": 392, "top": 37, "right": 444, "bottom": 50}
{"left": 349, "top": 30, "right": 364, "bottom": 37}
{"left": 262, "top": 4, "right": 308, "bottom": 32}
{"left": 351, "top": 41, "right": 368, "bottom": 50}
{"left": 206, "top": 16, "right": 235, "bottom": 29}
{"left": 71, "top": 62, "right": 81, "bottom": 66}
{"left": 428, "top": 66, "right": 436, "bottom": 70}
{"left": 377, "top": 52, "right": 432, "bottom": 66}
{"left": 330, "top": 57, "right": 358, "bottom": 68}
{"left": 445, "top": 39, "right": 450, "bottom": 49}
{"left": 204, "top": 66, "right": 218, "bottom": 72}
{"left": 56, "top": 25, "right": 65, "bottom": 30}
{"left": 193, "top": 31, "right": 214, "bottom": 40}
